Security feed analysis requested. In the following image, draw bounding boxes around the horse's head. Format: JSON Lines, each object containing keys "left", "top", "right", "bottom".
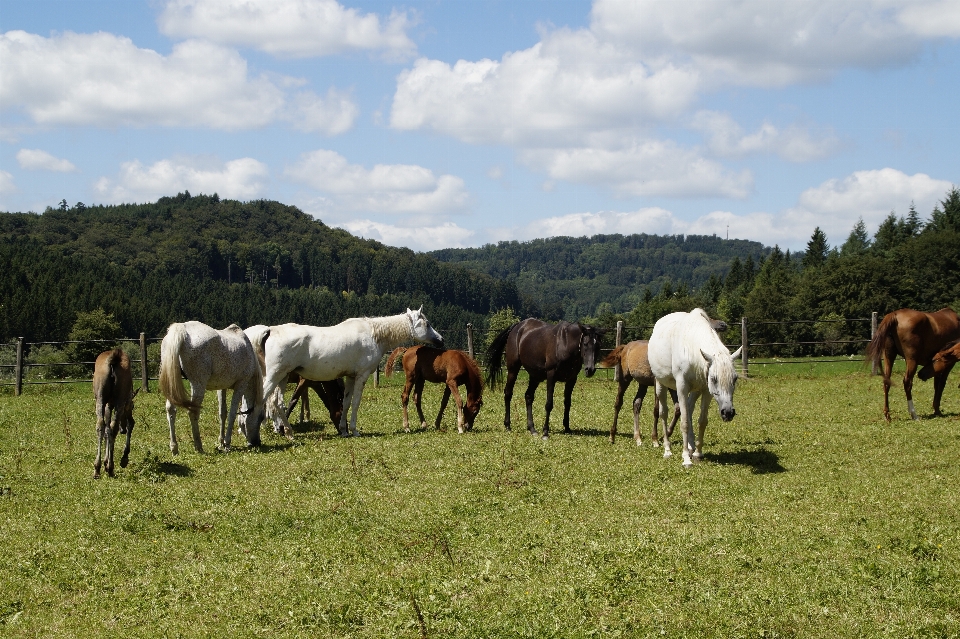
{"left": 464, "top": 396, "right": 483, "bottom": 430}
{"left": 701, "top": 346, "right": 742, "bottom": 422}
{"left": 578, "top": 324, "right": 605, "bottom": 378}
{"left": 408, "top": 306, "right": 444, "bottom": 348}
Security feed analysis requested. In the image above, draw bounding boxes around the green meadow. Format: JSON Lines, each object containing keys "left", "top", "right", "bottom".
{"left": 1, "top": 363, "right": 958, "bottom": 638}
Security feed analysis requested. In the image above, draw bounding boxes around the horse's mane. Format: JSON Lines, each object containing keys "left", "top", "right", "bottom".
{"left": 685, "top": 309, "right": 737, "bottom": 386}
{"left": 367, "top": 313, "right": 413, "bottom": 348}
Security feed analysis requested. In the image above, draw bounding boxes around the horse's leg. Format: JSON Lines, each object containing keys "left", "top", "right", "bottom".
{"left": 223, "top": 386, "right": 245, "bottom": 450}
{"left": 675, "top": 381, "right": 696, "bottom": 467}
{"left": 932, "top": 368, "right": 952, "bottom": 417}
{"left": 105, "top": 403, "right": 120, "bottom": 477}
{"left": 503, "top": 367, "right": 519, "bottom": 432}
{"left": 339, "top": 376, "right": 356, "bottom": 436}
{"left": 435, "top": 384, "right": 451, "bottom": 430}
{"left": 217, "top": 389, "right": 228, "bottom": 450}
{"left": 414, "top": 377, "right": 428, "bottom": 430}
{"left": 667, "top": 389, "right": 680, "bottom": 439}
{"left": 693, "top": 391, "right": 710, "bottom": 461}
{"left": 94, "top": 401, "right": 105, "bottom": 479}
{"left": 610, "top": 377, "right": 627, "bottom": 444}
{"left": 166, "top": 400, "right": 179, "bottom": 456}
{"left": 261, "top": 372, "right": 290, "bottom": 440}
{"left": 119, "top": 410, "right": 133, "bottom": 469}
{"left": 400, "top": 374, "right": 414, "bottom": 432}
{"left": 655, "top": 382, "right": 673, "bottom": 457}
{"left": 189, "top": 384, "right": 205, "bottom": 453}
{"left": 302, "top": 386, "right": 310, "bottom": 423}
{"left": 444, "top": 382, "right": 466, "bottom": 434}
{"left": 903, "top": 358, "right": 919, "bottom": 420}
{"left": 524, "top": 376, "right": 543, "bottom": 436}
{"left": 633, "top": 383, "right": 647, "bottom": 446}
{"left": 347, "top": 374, "right": 370, "bottom": 437}
{"left": 881, "top": 351, "right": 894, "bottom": 422}
{"left": 542, "top": 375, "right": 558, "bottom": 439}
{"left": 561, "top": 377, "right": 575, "bottom": 434}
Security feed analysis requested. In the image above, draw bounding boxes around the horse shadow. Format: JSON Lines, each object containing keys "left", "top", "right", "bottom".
{"left": 703, "top": 448, "right": 786, "bottom": 474}
{"left": 152, "top": 461, "right": 193, "bottom": 477}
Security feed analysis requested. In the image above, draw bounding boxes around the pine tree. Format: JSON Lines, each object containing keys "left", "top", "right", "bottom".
{"left": 841, "top": 218, "right": 871, "bottom": 255}
{"left": 802, "top": 227, "right": 829, "bottom": 269}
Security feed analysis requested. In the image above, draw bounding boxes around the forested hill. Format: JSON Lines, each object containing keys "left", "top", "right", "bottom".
{"left": 430, "top": 234, "right": 768, "bottom": 319}
{"left": 0, "top": 193, "right": 519, "bottom": 343}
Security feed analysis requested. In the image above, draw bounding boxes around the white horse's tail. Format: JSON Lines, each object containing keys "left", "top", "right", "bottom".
{"left": 158, "top": 323, "right": 198, "bottom": 410}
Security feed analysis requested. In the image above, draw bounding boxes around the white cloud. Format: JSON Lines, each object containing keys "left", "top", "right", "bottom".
{"left": 1, "top": 30, "right": 286, "bottom": 129}
{"left": 896, "top": 1, "right": 960, "bottom": 38}
{"left": 158, "top": 0, "right": 416, "bottom": 59}
{"left": 336, "top": 219, "right": 476, "bottom": 252}
{"left": 94, "top": 156, "right": 269, "bottom": 203}
{"left": 0, "top": 170, "right": 16, "bottom": 195}
{"left": 16, "top": 148, "right": 77, "bottom": 172}
{"left": 285, "top": 88, "right": 358, "bottom": 135}
{"left": 285, "top": 149, "right": 469, "bottom": 215}
{"left": 1, "top": 29, "right": 357, "bottom": 134}
{"left": 691, "top": 111, "right": 840, "bottom": 162}
{"left": 521, "top": 139, "right": 753, "bottom": 198}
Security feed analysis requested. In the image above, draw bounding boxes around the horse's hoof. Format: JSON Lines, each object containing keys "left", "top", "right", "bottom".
{"left": 248, "top": 438, "right": 261, "bottom": 448}
{"left": 541, "top": 434, "right": 549, "bottom": 441}
{"left": 170, "top": 445, "right": 179, "bottom": 456}
{"left": 663, "top": 450, "right": 672, "bottom": 458}
{"left": 93, "top": 471, "right": 101, "bottom": 480}
{"left": 120, "top": 456, "right": 129, "bottom": 468}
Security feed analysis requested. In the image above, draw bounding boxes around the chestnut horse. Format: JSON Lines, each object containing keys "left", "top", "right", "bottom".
{"left": 486, "top": 319, "right": 603, "bottom": 439}
{"left": 918, "top": 339, "right": 960, "bottom": 390}
{"left": 602, "top": 340, "right": 679, "bottom": 446}
{"left": 866, "top": 307, "right": 960, "bottom": 421}
{"left": 385, "top": 346, "right": 483, "bottom": 434}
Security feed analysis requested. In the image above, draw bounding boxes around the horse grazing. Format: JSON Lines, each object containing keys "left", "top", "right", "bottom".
{"left": 866, "top": 308, "right": 960, "bottom": 421}
{"left": 92, "top": 349, "right": 138, "bottom": 478}
{"left": 648, "top": 308, "right": 742, "bottom": 467}
{"left": 918, "top": 339, "right": 960, "bottom": 390}
{"left": 486, "top": 319, "right": 604, "bottom": 439}
{"left": 159, "top": 321, "right": 264, "bottom": 454}
{"left": 285, "top": 375, "right": 345, "bottom": 426}
{"left": 602, "top": 341, "right": 679, "bottom": 446}
{"left": 385, "top": 345, "right": 484, "bottom": 434}
{"left": 256, "top": 307, "right": 444, "bottom": 440}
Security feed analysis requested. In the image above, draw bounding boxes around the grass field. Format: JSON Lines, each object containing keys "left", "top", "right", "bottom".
{"left": 1, "top": 363, "right": 959, "bottom": 638}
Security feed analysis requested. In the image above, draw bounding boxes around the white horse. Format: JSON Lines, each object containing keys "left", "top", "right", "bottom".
{"left": 648, "top": 308, "right": 742, "bottom": 467}
{"left": 158, "top": 321, "right": 264, "bottom": 454}
{"left": 254, "top": 307, "right": 444, "bottom": 441}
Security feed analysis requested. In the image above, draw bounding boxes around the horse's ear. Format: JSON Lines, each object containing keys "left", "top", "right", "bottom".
{"left": 418, "top": 304, "right": 423, "bottom": 314}
{"left": 700, "top": 349, "right": 714, "bottom": 365}
{"left": 730, "top": 346, "right": 743, "bottom": 360}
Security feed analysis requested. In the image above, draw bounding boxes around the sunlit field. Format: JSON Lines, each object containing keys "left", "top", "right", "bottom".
{"left": 1, "top": 362, "right": 958, "bottom": 638}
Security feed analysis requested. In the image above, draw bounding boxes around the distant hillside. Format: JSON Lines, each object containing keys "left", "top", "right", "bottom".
{"left": 0, "top": 193, "right": 519, "bottom": 345}
{"left": 430, "top": 234, "right": 769, "bottom": 319}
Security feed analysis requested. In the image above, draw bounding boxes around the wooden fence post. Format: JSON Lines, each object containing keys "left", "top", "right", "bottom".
{"left": 15, "top": 337, "right": 23, "bottom": 396}
{"left": 466, "top": 323, "right": 474, "bottom": 359}
{"left": 740, "top": 317, "right": 749, "bottom": 378}
{"left": 374, "top": 366, "right": 380, "bottom": 388}
{"left": 139, "top": 332, "right": 149, "bottom": 392}
{"left": 614, "top": 320, "right": 623, "bottom": 381}
{"left": 871, "top": 311, "right": 878, "bottom": 375}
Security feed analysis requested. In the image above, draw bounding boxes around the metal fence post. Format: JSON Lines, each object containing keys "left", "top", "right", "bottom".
{"left": 614, "top": 320, "right": 623, "bottom": 381}
{"left": 871, "top": 311, "right": 878, "bottom": 375}
{"left": 740, "top": 317, "right": 749, "bottom": 378}
{"left": 139, "top": 332, "right": 149, "bottom": 392}
{"left": 15, "top": 337, "right": 23, "bottom": 396}
{"left": 466, "top": 323, "right": 474, "bottom": 359}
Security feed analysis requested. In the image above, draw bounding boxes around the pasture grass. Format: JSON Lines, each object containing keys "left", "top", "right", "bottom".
{"left": 1, "top": 364, "right": 959, "bottom": 638}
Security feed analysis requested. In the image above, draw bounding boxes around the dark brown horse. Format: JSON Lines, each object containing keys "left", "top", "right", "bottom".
{"left": 285, "top": 375, "right": 345, "bottom": 427}
{"left": 866, "top": 307, "right": 960, "bottom": 421}
{"left": 602, "top": 340, "right": 679, "bottom": 446}
{"left": 486, "top": 319, "right": 604, "bottom": 439}
{"left": 385, "top": 345, "right": 483, "bottom": 433}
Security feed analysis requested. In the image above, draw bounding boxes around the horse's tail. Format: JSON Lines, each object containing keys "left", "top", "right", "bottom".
{"left": 866, "top": 311, "right": 897, "bottom": 370}
{"left": 601, "top": 344, "right": 625, "bottom": 372}
{"left": 485, "top": 322, "right": 517, "bottom": 390}
{"left": 158, "top": 323, "right": 198, "bottom": 410}
{"left": 384, "top": 346, "right": 406, "bottom": 377}
{"left": 249, "top": 338, "right": 265, "bottom": 410}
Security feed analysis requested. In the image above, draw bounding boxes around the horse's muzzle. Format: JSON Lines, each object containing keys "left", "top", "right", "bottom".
{"left": 584, "top": 367, "right": 596, "bottom": 378}
{"left": 432, "top": 337, "right": 445, "bottom": 349}
{"left": 720, "top": 407, "right": 736, "bottom": 422}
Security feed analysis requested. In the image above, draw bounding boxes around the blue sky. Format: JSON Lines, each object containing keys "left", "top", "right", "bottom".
{"left": 2, "top": 0, "right": 959, "bottom": 252}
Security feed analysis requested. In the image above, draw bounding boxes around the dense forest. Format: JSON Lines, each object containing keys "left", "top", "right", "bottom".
{"left": 431, "top": 234, "right": 767, "bottom": 319}
{"left": 0, "top": 193, "right": 519, "bottom": 347}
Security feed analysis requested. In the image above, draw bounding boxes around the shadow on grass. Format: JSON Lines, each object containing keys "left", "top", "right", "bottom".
{"left": 704, "top": 448, "right": 786, "bottom": 474}
{"left": 155, "top": 461, "right": 192, "bottom": 477}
